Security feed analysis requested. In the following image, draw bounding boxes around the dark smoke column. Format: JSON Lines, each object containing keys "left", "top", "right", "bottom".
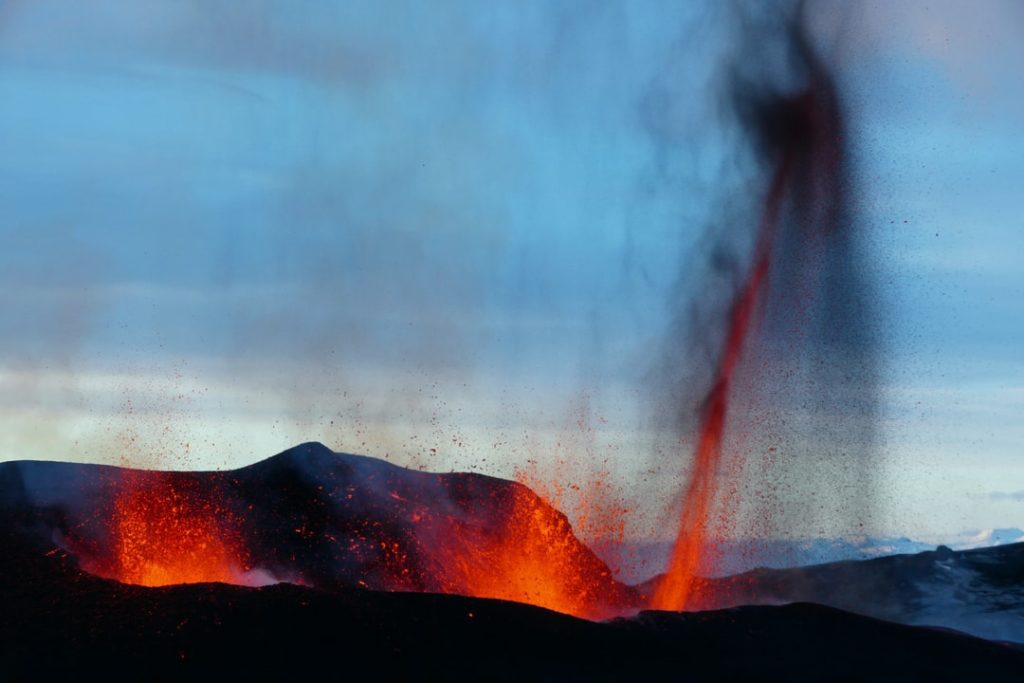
{"left": 652, "top": 6, "right": 878, "bottom": 611}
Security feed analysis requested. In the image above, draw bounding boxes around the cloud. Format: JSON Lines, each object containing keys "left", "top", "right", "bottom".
{"left": 987, "top": 491, "right": 1024, "bottom": 503}
{"left": 0, "top": 0, "right": 386, "bottom": 88}
{"left": 851, "top": 0, "right": 1024, "bottom": 118}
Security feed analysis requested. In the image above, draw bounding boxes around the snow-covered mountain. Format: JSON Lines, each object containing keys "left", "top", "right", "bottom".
{"left": 681, "top": 543, "right": 1024, "bottom": 644}
{"left": 599, "top": 530, "right": 1024, "bottom": 584}
{"left": 953, "top": 528, "right": 1024, "bottom": 549}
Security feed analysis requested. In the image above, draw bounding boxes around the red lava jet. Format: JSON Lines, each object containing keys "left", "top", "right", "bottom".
{"left": 652, "top": 21, "right": 855, "bottom": 611}
{"left": 651, "top": 161, "right": 792, "bottom": 610}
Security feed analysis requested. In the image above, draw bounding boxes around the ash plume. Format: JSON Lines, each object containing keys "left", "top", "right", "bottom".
{"left": 653, "top": 1, "right": 879, "bottom": 607}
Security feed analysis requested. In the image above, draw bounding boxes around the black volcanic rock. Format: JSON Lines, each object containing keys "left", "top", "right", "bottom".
{"left": 1, "top": 533, "right": 1022, "bottom": 681}
{"left": 3, "top": 443, "right": 1024, "bottom": 679}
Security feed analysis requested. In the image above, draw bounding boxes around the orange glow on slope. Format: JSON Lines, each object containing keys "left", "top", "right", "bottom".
{"left": 72, "top": 469, "right": 634, "bottom": 618}
{"left": 439, "top": 483, "right": 631, "bottom": 620}
{"left": 103, "top": 474, "right": 248, "bottom": 587}
{"left": 651, "top": 161, "right": 790, "bottom": 611}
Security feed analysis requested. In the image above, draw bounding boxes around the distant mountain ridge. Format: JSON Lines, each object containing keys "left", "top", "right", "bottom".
{"left": 685, "top": 542, "right": 1024, "bottom": 644}
{"left": 598, "top": 530, "right": 1024, "bottom": 584}
{"left": 955, "top": 527, "right": 1024, "bottom": 549}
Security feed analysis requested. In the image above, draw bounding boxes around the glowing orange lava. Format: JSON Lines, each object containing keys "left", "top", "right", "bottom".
{"left": 439, "top": 483, "right": 631, "bottom": 620}
{"left": 103, "top": 474, "right": 248, "bottom": 586}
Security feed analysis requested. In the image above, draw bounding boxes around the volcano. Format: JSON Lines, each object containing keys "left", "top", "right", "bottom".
{"left": 2, "top": 442, "right": 639, "bottom": 619}
{"left": 2, "top": 443, "right": 1023, "bottom": 679}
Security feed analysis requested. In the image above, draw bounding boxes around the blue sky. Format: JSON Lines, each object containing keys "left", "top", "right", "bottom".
{"left": 0, "top": 0, "right": 1021, "bottom": 539}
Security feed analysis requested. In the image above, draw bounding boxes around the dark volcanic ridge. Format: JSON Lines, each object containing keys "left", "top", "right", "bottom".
{"left": 3, "top": 442, "right": 640, "bottom": 618}
{"left": 2, "top": 524, "right": 1023, "bottom": 681}
{"left": 2, "top": 442, "right": 1024, "bottom": 678}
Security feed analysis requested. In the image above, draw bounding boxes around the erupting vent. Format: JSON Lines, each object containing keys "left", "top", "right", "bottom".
{"left": 439, "top": 483, "right": 621, "bottom": 619}
{"left": 74, "top": 474, "right": 252, "bottom": 587}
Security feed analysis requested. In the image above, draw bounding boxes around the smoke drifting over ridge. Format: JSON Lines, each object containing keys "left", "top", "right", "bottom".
{"left": 653, "top": 1, "right": 879, "bottom": 593}
{"left": 10, "top": 1, "right": 1022, "bottom": 540}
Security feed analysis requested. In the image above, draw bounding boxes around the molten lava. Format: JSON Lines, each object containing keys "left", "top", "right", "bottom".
{"left": 439, "top": 483, "right": 628, "bottom": 619}
{"left": 61, "top": 450, "right": 635, "bottom": 619}
{"left": 96, "top": 473, "right": 249, "bottom": 587}
{"left": 651, "top": 161, "right": 791, "bottom": 611}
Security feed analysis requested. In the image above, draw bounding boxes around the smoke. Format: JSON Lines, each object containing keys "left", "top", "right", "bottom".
{"left": 653, "top": 0, "right": 879, "bottom": 595}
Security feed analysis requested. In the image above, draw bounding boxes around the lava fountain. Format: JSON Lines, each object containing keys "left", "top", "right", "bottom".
{"left": 75, "top": 472, "right": 253, "bottom": 587}
{"left": 652, "top": 160, "right": 792, "bottom": 610}
{"left": 652, "top": 8, "right": 874, "bottom": 611}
